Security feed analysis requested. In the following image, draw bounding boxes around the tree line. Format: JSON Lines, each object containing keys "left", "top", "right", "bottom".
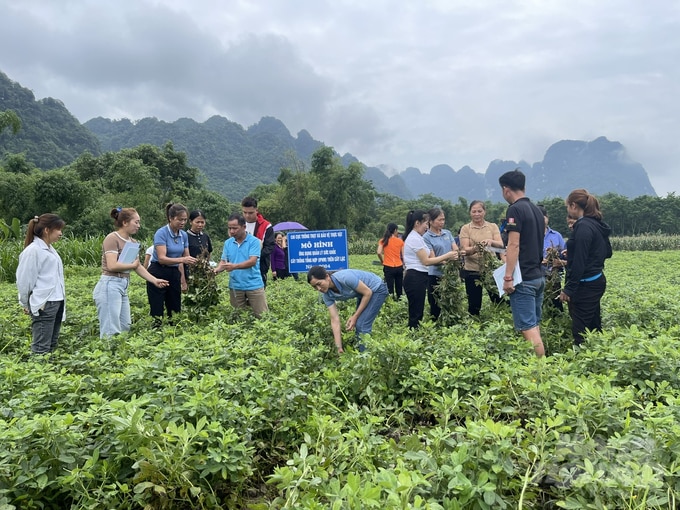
{"left": 2, "top": 142, "right": 680, "bottom": 241}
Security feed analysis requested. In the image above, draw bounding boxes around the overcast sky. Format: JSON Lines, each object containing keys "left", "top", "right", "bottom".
{"left": 1, "top": 0, "right": 678, "bottom": 195}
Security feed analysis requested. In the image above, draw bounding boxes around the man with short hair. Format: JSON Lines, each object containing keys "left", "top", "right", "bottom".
{"left": 215, "top": 214, "right": 268, "bottom": 318}
{"left": 241, "top": 196, "right": 275, "bottom": 286}
{"left": 498, "top": 169, "right": 546, "bottom": 357}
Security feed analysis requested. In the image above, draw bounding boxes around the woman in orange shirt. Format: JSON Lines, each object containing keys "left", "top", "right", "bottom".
{"left": 377, "top": 223, "right": 405, "bottom": 300}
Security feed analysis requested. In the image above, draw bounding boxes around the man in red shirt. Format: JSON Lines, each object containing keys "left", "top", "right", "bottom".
{"left": 241, "top": 196, "right": 275, "bottom": 286}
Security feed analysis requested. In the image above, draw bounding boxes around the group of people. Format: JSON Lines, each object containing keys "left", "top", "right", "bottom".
{"left": 357, "top": 169, "right": 610, "bottom": 356}
{"left": 16, "top": 171, "right": 612, "bottom": 357}
{"left": 16, "top": 196, "right": 284, "bottom": 353}
{"left": 495, "top": 170, "right": 612, "bottom": 356}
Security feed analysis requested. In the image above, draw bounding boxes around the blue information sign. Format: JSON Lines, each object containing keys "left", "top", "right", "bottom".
{"left": 287, "top": 229, "right": 349, "bottom": 273}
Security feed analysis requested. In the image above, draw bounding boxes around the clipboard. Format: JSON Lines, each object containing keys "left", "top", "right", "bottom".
{"left": 493, "top": 263, "right": 522, "bottom": 297}
{"left": 118, "top": 241, "right": 141, "bottom": 264}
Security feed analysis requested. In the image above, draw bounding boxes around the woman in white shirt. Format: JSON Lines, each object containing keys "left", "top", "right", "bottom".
{"left": 402, "top": 210, "right": 458, "bottom": 328}
{"left": 16, "top": 214, "right": 66, "bottom": 354}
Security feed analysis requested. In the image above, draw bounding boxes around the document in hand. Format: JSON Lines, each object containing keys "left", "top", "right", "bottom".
{"left": 493, "top": 263, "right": 522, "bottom": 297}
{"left": 118, "top": 241, "right": 141, "bottom": 264}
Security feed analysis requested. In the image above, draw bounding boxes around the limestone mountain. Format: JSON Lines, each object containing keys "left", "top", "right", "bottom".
{"left": 85, "top": 115, "right": 328, "bottom": 201}
{"left": 0, "top": 71, "right": 101, "bottom": 169}
{"left": 1, "top": 69, "right": 657, "bottom": 203}
{"left": 375, "top": 137, "right": 656, "bottom": 202}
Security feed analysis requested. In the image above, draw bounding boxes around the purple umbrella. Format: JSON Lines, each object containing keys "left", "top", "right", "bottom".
{"left": 273, "top": 221, "right": 308, "bottom": 232}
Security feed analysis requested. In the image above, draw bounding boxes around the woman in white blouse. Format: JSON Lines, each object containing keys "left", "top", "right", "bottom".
{"left": 16, "top": 214, "right": 66, "bottom": 354}
{"left": 402, "top": 210, "right": 458, "bottom": 328}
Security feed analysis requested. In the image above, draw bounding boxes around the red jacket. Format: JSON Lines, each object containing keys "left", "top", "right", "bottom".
{"left": 253, "top": 213, "right": 275, "bottom": 274}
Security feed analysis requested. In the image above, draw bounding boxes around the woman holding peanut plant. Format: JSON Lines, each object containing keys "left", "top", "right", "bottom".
{"left": 147, "top": 203, "right": 196, "bottom": 328}
{"left": 93, "top": 207, "right": 169, "bottom": 338}
{"left": 559, "top": 189, "right": 612, "bottom": 346}
{"left": 459, "top": 200, "right": 505, "bottom": 315}
{"left": 402, "top": 210, "right": 458, "bottom": 329}
{"left": 16, "top": 214, "right": 66, "bottom": 354}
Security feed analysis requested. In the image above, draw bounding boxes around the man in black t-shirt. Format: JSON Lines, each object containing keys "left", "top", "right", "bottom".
{"left": 499, "top": 169, "right": 545, "bottom": 357}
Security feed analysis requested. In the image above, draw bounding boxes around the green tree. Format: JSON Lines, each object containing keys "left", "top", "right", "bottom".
{"left": 0, "top": 109, "right": 21, "bottom": 135}
{"left": 1, "top": 153, "right": 35, "bottom": 175}
{"left": 0, "top": 171, "right": 35, "bottom": 222}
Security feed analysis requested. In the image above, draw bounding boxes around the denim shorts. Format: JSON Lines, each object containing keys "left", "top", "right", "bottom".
{"left": 508, "top": 277, "right": 545, "bottom": 331}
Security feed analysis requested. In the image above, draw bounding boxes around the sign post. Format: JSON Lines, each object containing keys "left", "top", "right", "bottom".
{"left": 287, "top": 229, "right": 349, "bottom": 273}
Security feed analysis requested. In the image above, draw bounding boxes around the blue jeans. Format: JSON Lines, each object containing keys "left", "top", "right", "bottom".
{"left": 93, "top": 276, "right": 130, "bottom": 338}
{"left": 31, "top": 300, "right": 64, "bottom": 354}
{"left": 508, "top": 277, "right": 545, "bottom": 331}
{"left": 354, "top": 281, "right": 389, "bottom": 336}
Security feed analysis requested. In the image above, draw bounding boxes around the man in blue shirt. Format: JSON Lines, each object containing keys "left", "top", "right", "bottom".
{"left": 537, "top": 205, "right": 567, "bottom": 310}
{"left": 215, "top": 214, "right": 268, "bottom": 318}
{"left": 307, "top": 266, "right": 388, "bottom": 353}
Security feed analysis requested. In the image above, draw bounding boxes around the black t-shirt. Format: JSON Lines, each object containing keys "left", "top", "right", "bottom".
{"left": 187, "top": 230, "right": 213, "bottom": 258}
{"left": 504, "top": 197, "right": 544, "bottom": 281}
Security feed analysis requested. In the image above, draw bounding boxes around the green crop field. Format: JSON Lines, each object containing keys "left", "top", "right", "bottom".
{"left": 1, "top": 249, "right": 679, "bottom": 509}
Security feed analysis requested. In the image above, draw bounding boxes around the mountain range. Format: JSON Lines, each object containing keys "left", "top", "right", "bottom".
{"left": 1, "top": 69, "right": 657, "bottom": 202}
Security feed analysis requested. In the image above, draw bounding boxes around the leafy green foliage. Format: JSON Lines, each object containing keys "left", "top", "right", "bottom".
{"left": 0, "top": 109, "right": 21, "bottom": 135}
{"left": 435, "top": 260, "right": 467, "bottom": 326}
{"left": 1, "top": 252, "right": 679, "bottom": 508}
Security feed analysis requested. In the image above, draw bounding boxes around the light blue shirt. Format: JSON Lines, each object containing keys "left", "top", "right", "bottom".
{"left": 221, "top": 233, "right": 263, "bottom": 290}
{"left": 152, "top": 225, "right": 189, "bottom": 265}
{"left": 424, "top": 228, "right": 455, "bottom": 277}
{"left": 321, "top": 269, "right": 384, "bottom": 307}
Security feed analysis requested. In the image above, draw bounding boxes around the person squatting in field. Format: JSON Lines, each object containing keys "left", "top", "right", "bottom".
{"left": 307, "top": 266, "right": 389, "bottom": 353}
{"left": 16, "top": 214, "right": 66, "bottom": 355}
{"left": 93, "top": 207, "right": 169, "bottom": 338}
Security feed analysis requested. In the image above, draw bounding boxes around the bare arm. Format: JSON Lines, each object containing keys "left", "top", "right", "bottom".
{"left": 503, "top": 231, "right": 520, "bottom": 294}
{"left": 216, "top": 255, "right": 258, "bottom": 273}
{"left": 134, "top": 264, "right": 169, "bottom": 288}
{"left": 156, "top": 244, "right": 196, "bottom": 267}
{"left": 416, "top": 248, "right": 456, "bottom": 266}
{"left": 327, "top": 303, "right": 344, "bottom": 353}
{"left": 104, "top": 252, "right": 139, "bottom": 273}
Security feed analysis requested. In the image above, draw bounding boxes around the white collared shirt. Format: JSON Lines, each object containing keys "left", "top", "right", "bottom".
{"left": 16, "top": 237, "right": 66, "bottom": 317}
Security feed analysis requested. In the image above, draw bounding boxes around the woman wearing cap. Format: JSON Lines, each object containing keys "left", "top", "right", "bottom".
{"left": 16, "top": 214, "right": 66, "bottom": 354}
{"left": 377, "top": 222, "right": 404, "bottom": 300}
{"left": 93, "top": 207, "right": 169, "bottom": 338}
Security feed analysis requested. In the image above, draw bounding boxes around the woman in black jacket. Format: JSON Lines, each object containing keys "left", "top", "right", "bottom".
{"left": 559, "top": 189, "right": 612, "bottom": 346}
